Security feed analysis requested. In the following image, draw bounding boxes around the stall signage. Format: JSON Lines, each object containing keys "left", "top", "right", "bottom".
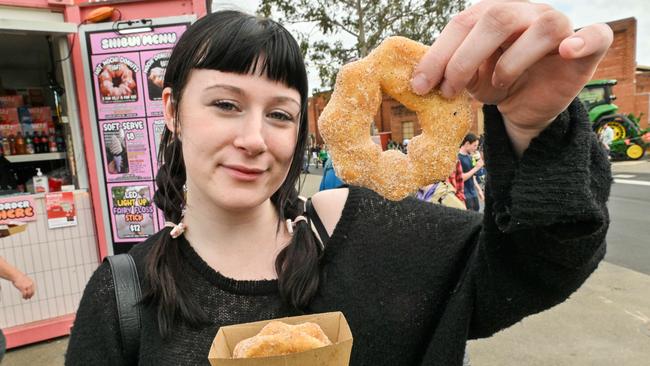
{"left": 85, "top": 22, "right": 188, "bottom": 247}
{"left": 108, "top": 183, "right": 156, "bottom": 242}
{"left": 45, "top": 192, "right": 77, "bottom": 229}
{"left": 89, "top": 25, "right": 186, "bottom": 55}
{"left": 0, "top": 195, "right": 37, "bottom": 224}
{"left": 100, "top": 119, "right": 153, "bottom": 182}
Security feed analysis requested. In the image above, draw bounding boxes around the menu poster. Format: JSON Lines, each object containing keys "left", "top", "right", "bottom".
{"left": 108, "top": 182, "right": 157, "bottom": 242}
{"left": 45, "top": 192, "right": 77, "bottom": 229}
{"left": 147, "top": 118, "right": 166, "bottom": 173}
{"left": 141, "top": 50, "right": 171, "bottom": 116}
{"left": 0, "top": 195, "right": 36, "bottom": 224}
{"left": 92, "top": 53, "right": 146, "bottom": 120}
{"left": 86, "top": 22, "right": 189, "bottom": 247}
{"left": 100, "top": 119, "right": 154, "bottom": 182}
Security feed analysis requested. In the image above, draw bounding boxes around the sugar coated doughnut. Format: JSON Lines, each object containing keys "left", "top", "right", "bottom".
{"left": 318, "top": 36, "right": 472, "bottom": 200}
{"left": 232, "top": 321, "right": 332, "bottom": 358}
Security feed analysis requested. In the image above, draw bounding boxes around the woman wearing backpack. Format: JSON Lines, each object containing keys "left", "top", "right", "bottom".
{"left": 66, "top": 4, "right": 613, "bottom": 365}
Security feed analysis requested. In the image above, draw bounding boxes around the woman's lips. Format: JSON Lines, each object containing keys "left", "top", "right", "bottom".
{"left": 222, "top": 164, "right": 265, "bottom": 181}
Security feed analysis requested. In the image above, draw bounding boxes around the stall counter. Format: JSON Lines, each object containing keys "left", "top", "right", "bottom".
{"left": 0, "top": 190, "right": 99, "bottom": 348}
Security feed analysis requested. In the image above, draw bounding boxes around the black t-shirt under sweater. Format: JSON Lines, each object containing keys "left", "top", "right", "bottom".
{"left": 66, "top": 100, "right": 612, "bottom": 366}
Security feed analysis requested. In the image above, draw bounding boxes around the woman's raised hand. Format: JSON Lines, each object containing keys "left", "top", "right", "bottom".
{"left": 411, "top": 0, "right": 613, "bottom": 134}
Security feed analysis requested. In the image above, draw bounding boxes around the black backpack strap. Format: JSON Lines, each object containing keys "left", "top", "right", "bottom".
{"left": 106, "top": 253, "right": 142, "bottom": 362}
{"left": 305, "top": 198, "right": 330, "bottom": 248}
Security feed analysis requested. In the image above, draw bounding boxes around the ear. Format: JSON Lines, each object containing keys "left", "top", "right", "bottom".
{"left": 162, "top": 87, "right": 179, "bottom": 135}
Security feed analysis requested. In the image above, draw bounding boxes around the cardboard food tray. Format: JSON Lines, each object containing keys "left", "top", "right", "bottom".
{"left": 208, "top": 311, "right": 353, "bottom": 366}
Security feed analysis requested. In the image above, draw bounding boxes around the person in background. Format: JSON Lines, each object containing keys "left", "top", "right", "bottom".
{"left": 318, "top": 146, "right": 329, "bottom": 167}
{"left": 599, "top": 123, "right": 614, "bottom": 154}
{"left": 448, "top": 159, "right": 465, "bottom": 204}
{"left": 458, "top": 133, "right": 484, "bottom": 211}
{"left": 311, "top": 144, "right": 320, "bottom": 169}
{"left": 319, "top": 158, "right": 344, "bottom": 191}
{"left": 0, "top": 256, "right": 36, "bottom": 361}
{"left": 302, "top": 147, "right": 310, "bottom": 173}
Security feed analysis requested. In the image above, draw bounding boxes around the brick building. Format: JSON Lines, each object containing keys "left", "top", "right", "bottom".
{"left": 595, "top": 18, "right": 649, "bottom": 130}
{"left": 307, "top": 17, "right": 650, "bottom": 145}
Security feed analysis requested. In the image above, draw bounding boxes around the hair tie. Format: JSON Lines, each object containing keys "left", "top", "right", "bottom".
{"left": 164, "top": 221, "right": 186, "bottom": 238}
{"left": 285, "top": 216, "right": 308, "bottom": 235}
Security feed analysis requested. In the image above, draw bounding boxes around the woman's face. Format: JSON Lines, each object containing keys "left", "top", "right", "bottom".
{"left": 163, "top": 69, "right": 301, "bottom": 211}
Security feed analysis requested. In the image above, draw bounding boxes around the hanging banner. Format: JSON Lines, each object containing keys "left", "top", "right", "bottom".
{"left": 45, "top": 192, "right": 77, "bottom": 229}
{"left": 83, "top": 19, "right": 190, "bottom": 249}
{"left": 0, "top": 195, "right": 37, "bottom": 224}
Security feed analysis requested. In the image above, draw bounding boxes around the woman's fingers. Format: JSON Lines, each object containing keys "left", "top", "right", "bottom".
{"left": 411, "top": 0, "right": 502, "bottom": 95}
{"left": 491, "top": 9, "right": 573, "bottom": 90}
{"left": 559, "top": 23, "right": 613, "bottom": 61}
{"left": 439, "top": 2, "right": 543, "bottom": 98}
{"left": 467, "top": 48, "right": 509, "bottom": 104}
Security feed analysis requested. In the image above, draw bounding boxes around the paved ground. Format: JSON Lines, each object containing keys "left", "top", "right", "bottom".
{"left": 467, "top": 261, "right": 650, "bottom": 366}
{"left": 4, "top": 160, "right": 650, "bottom": 365}
{"left": 607, "top": 159, "right": 650, "bottom": 275}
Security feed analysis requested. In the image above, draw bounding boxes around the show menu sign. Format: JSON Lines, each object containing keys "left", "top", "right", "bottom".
{"left": 86, "top": 24, "right": 187, "bottom": 245}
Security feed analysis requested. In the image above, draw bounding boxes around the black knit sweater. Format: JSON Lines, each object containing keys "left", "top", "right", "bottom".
{"left": 66, "top": 100, "right": 611, "bottom": 365}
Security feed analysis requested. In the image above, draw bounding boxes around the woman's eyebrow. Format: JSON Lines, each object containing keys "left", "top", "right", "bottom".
{"left": 204, "top": 84, "right": 244, "bottom": 95}
{"left": 270, "top": 96, "right": 301, "bottom": 109}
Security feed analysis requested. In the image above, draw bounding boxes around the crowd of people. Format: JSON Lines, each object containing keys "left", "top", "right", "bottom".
{"left": 303, "top": 144, "right": 329, "bottom": 173}
{"left": 317, "top": 132, "right": 488, "bottom": 215}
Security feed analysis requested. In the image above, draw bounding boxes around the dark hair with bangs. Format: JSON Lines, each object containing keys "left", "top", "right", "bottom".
{"left": 143, "top": 11, "right": 321, "bottom": 339}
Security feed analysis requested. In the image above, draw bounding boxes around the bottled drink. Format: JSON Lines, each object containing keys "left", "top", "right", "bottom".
{"left": 33, "top": 131, "right": 41, "bottom": 153}
{"left": 41, "top": 132, "right": 50, "bottom": 153}
{"left": 15, "top": 132, "right": 25, "bottom": 155}
{"left": 25, "top": 132, "right": 35, "bottom": 154}
{"left": 8, "top": 134, "right": 16, "bottom": 155}
{"left": 1, "top": 135, "right": 10, "bottom": 156}
{"left": 55, "top": 131, "right": 65, "bottom": 152}
{"left": 50, "top": 133, "right": 58, "bottom": 152}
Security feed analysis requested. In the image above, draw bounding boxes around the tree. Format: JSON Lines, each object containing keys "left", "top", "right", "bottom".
{"left": 258, "top": 0, "right": 468, "bottom": 92}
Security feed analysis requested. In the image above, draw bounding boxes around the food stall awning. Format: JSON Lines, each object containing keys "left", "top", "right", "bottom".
{"left": 0, "top": 17, "right": 77, "bottom": 34}
{"left": 0, "top": 5, "right": 77, "bottom": 34}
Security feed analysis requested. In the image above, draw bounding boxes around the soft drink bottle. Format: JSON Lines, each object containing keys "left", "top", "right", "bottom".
{"left": 25, "top": 132, "right": 35, "bottom": 154}
{"left": 33, "top": 131, "right": 41, "bottom": 153}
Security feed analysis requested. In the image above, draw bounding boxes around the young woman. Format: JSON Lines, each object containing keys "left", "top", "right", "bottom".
{"left": 66, "top": 2, "right": 614, "bottom": 365}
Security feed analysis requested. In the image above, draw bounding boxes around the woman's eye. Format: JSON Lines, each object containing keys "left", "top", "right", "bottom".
{"left": 268, "top": 111, "right": 294, "bottom": 121}
{"left": 214, "top": 100, "right": 239, "bottom": 112}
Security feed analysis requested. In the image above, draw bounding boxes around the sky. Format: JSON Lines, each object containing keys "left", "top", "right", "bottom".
{"left": 212, "top": 0, "right": 650, "bottom": 90}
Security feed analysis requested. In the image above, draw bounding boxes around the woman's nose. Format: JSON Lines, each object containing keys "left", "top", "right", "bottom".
{"left": 233, "top": 115, "right": 268, "bottom": 155}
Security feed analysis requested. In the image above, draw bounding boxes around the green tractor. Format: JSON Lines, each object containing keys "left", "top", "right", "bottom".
{"left": 578, "top": 79, "right": 650, "bottom": 160}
